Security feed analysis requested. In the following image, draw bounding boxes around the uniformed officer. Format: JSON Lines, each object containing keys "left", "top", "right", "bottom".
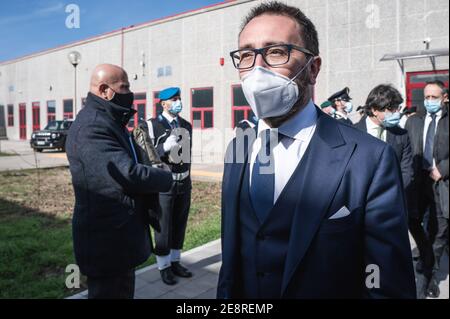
{"left": 147, "top": 87, "right": 193, "bottom": 285}
{"left": 327, "top": 87, "right": 354, "bottom": 125}
{"left": 319, "top": 100, "right": 334, "bottom": 116}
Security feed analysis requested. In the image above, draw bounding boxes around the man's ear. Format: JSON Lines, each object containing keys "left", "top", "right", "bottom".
{"left": 99, "top": 84, "right": 109, "bottom": 99}
{"left": 308, "top": 56, "right": 321, "bottom": 85}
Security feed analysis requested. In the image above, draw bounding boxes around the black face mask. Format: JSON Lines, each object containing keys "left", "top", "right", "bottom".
{"left": 110, "top": 90, "right": 134, "bottom": 108}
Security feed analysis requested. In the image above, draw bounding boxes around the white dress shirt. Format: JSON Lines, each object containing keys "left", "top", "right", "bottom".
{"left": 423, "top": 109, "right": 442, "bottom": 168}
{"left": 366, "top": 116, "right": 386, "bottom": 142}
{"left": 249, "top": 99, "right": 318, "bottom": 203}
{"left": 162, "top": 111, "right": 178, "bottom": 127}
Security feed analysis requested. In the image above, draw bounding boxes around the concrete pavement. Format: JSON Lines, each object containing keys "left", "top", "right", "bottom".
{"left": 67, "top": 239, "right": 221, "bottom": 299}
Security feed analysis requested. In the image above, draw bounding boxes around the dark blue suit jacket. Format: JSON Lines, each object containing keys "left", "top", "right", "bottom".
{"left": 218, "top": 108, "right": 416, "bottom": 299}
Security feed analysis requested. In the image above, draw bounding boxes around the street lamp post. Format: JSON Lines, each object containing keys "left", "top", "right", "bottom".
{"left": 68, "top": 51, "right": 81, "bottom": 117}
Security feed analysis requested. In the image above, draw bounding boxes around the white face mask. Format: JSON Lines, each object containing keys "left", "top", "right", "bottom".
{"left": 241, "top": 58, "right": 313, "bottom": 119}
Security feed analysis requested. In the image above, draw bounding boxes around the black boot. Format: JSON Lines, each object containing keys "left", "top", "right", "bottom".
{"left": 160, "top": 267, "right": 178, "bottom": 285}
{"left": 427, "top": 275, "right": 440, "bottom": 298}
{"left": 171, "top": 261, "right": 193, "bottom": 278}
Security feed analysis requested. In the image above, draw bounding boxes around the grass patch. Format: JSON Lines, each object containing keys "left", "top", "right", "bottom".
{"left": 0, "top": 167, "right": 221, "bottom": 298}
{"left": 0, "top": 152, "right": 15, "bottom": 157}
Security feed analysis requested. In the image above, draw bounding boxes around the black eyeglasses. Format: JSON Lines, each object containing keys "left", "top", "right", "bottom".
{"left": 229, "top": 44, "right": 315, "bottom": 70}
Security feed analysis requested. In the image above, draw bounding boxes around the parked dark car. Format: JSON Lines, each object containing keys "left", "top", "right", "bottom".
{"left": 30, "top": 120, "right": 73, "bottom": 152}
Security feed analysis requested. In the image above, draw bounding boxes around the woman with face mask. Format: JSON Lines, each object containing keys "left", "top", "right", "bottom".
{"left": 354, "top": 84, "right": 413, "bottom": 193}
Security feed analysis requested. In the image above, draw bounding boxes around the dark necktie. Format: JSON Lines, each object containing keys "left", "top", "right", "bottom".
{"left": 423, "top": 113, "right": 436, "bottom": 169}
{"left": 170, "top": 119, "right": 178, "bottom": 129}
{"left": 250, "top": 130, "right": 282, "bottom": 222}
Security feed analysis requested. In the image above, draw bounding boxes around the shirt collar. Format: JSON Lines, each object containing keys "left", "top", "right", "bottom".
{"left": 162, "top": 110, "right": 178, "bottom": 124}
{"left": 256, "top": 99, "right": 318, "bottom": 141}
{"left": 427, "top": 109, "right": 442, "bottom": 118}
{"left": 366, "top": 116, "right": 381, "bottom": 130}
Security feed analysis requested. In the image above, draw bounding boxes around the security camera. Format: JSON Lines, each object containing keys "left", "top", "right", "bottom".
{"left": 423, "top": 37, "right": 431, "bottom": 44}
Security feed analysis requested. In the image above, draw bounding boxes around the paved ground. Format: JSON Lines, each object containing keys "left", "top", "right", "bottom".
{"left": 67, "top": 239, "right": 222, "bottom": 299}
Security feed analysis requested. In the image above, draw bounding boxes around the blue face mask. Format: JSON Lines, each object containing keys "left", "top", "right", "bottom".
{"left": 169, "top": 99, "right": 182, "bottom": 114}
{"left": 382, "top": 111, "right": 401, "bottom": 128}
{"left": 344, "top": 101, "right": 353, "bottom": 113}
{"left": 424, "top": 99, "right": 442, "bottom": 114}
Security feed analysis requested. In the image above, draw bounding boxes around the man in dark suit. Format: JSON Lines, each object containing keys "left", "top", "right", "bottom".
{"left": 218, "top": 1, "right": 415, "bottom": 299}
{"left": 405, "top": 80, "right": 449, "bottom": 298}
{"left": 66, "top": 64, "right": 173, "bottom": 299}
{"left": 354, "top": 84, "right": 413, "bottom": 190}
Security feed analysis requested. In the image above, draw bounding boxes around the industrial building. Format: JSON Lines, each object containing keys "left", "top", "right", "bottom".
{"left": 0, "top": 0, "right": 448, "bottom": 161}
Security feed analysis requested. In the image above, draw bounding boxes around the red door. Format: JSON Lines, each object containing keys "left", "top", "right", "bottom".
{"left": 406, "top": 70, "right": 449, "bottom": 112}
{"left": 19, "top": 103, "right": 27, "bottom": 140}
{"left": 127, "top": 93, "right": 146, "bottom": 131}
{"left": 32, "top": 102, "right": 40, "bottom": 131}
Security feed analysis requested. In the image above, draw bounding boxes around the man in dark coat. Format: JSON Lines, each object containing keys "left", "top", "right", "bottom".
{"left": 66, "top": 64, "right": 173, "bottom": 299}
{"left": 405, "top": 80, "right": 449, "bottom": 299}
{"left": 354, "top": 84, "right": 413, "bottom": 190}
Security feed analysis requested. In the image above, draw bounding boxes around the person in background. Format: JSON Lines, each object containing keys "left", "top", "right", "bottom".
{"left": 327, "top": 87, "right": 354, "bottom": 125}
{"left": 146, "top": 87, "right": 193, "bottom": 285}
{"left": 399, "top": 106, "right": 417, "bottom": 129}
{"left": 405, "top": 80, "right": 449, "bottom": 298}
{"left": 66, "top": 64, "right": 173, "bottom": 299}
{"left": 319, "top": 100, "right": 334, "bottom": 116}
{"left": 354, "top": 84, "right": 413, "bottom": 189}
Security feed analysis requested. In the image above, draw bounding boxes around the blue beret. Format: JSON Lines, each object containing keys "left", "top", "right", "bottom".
{"left": 158, "top": 87, "right": 180, "bottom": 101}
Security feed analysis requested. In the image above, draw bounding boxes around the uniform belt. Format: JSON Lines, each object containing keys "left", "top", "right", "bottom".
{"left": 172, "top": 171, "right": 189, "bottom": 181}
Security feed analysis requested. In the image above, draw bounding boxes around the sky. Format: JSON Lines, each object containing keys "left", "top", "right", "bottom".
{"left": 0, "top": 0, "right": 227, "bottom": 62}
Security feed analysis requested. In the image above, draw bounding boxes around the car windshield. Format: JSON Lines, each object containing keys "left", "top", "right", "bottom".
{"left": 44, "top": 121, "right": 72, "bottom": 130}
{"left": 45, "top": 121, "right": 62, "bottom": 130}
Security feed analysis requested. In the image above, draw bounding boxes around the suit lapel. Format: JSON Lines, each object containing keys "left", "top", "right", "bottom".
{"left": 222, "top": 129, "right": 257, "bottom": 284}
{"left": 418, "top": 114, "right": 426, "bottom": 153}
{"left": 281, "top": 113, "right": 357, "bottom": 296}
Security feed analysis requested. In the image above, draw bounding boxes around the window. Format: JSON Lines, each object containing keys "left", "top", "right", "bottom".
{"left": 63, "top": 99, "right": 73, "bottom": 119}
{"left": 47, "top": 100, "right": 56, "bottom": 123}
{"left": 32, "top": 102, "right": 40, "bottom": 131}
{"left": 153, "top": 91, "right": 163, "bottom": 117}
{"left": 7, "top": 104, "right": 14, "bottom": 127}
{"left": 406, "top": 70, "right": 449, "bottom": 112}
{"left": 127, "top": 93, "right": 146, "bottom": 130}
{"left": 191, "top": 87, "right": 213, "bottom": 129}
{"left": 231, "top": 84, "right": 254, "bottom": 128}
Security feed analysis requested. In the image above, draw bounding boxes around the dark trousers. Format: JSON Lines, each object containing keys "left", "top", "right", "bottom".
{"left": 87, "top": 269, "right": 135, "bottom": 299}
{"left": 431, "top": 181, "right": 449, "bottom": 273}
{"left": 408, "top": 172, "right": 436, "bottom": 279}
{"left": 154, "top": 178, "right": 191, "bottom": 256}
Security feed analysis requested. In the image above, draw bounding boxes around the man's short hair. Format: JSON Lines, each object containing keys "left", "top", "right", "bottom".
{"left": 240, "top": 1, "right": 319, "bottom": 56}
{"left": 364, "top": 84, "right": 404, "bottom": 117}
{"left": 425, "top": 80, "right": 448, "bottom": 95}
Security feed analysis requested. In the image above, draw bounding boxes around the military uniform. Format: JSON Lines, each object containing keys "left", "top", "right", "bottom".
{"left": 327, "top": 87, "right": 354, "bottom": 125}
{"left": 147, "top": 87, "right": 193, "bottom": 285}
